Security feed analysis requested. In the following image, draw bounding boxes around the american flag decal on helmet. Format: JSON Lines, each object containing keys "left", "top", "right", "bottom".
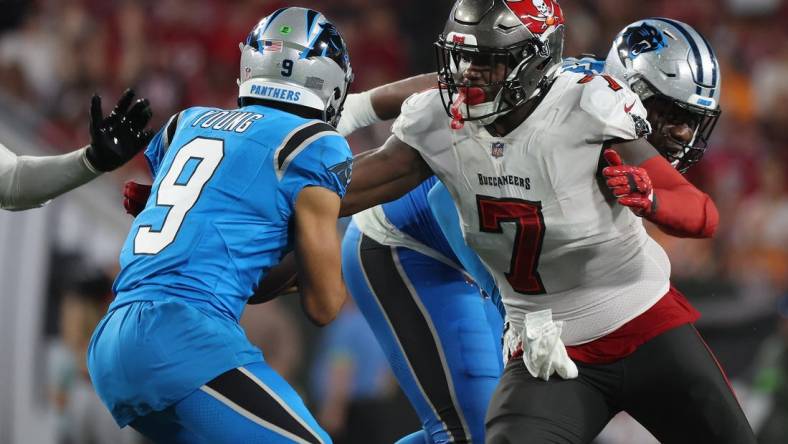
{"left": 261, "top": 40, "right": 283, "bottom": 53}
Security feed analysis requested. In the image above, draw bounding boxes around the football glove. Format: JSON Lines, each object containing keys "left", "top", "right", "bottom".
{"left": 123, "top": 180, "right": 151, "bottom": 216}
{"left": 522, "top": 309, "right": 578, "bottom": 381}
{"left": 602, "top": 148, "right": 656, "bottom": 217}
{"left": 86, "top": 89, "right": 154, "bottom": 172}
{"left": 502, "top": 312, "right": 579, "bottom": 381}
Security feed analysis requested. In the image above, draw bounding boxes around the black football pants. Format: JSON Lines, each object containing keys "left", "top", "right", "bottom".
{"left": 485, "top": 323, "right": 756, "bottom": 444}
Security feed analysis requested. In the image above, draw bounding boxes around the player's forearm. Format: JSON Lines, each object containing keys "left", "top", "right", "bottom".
{"left": 0, "top": 147, "right": 100, "bottom": 211}
{"left": 297, "top": 242, "right": 346, "bottom": 326}
{"left": 295, "top": 188, "right": 347, "bottom": 326}
{"left": 338, "top": 73, "right": 437, "bottom": 137}
{"left": 649, "top": 187, "right": 718, "bottom": 238}
{"left": 340, "top": 148, "right": 396, "bottom": 216}
{"left": 368, "top": 73, "right": 437, "bottom": 120}
{"left": 341, "top": 171, "right": 427, "bottom": 217}
{"left": 298, "top": 268, "right": 346, "bottom": 326}
{"left": 340, "top": 139, "right": 431, "bottom": 217}
{"left": 641, "top": 156, "right": 719, "bottom": 238}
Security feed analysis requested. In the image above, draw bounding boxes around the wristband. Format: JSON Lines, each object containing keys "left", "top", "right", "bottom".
{"left": 336, "top": 91, "right": 381, "bottom": 136}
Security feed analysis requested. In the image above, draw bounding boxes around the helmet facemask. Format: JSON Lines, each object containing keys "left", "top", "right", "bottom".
{"left": 605, "top": 18, "right": 722, "bottom": 173}
{"left": 636, "top": 79, "right": 720, "bottom": 173}
{"left": 435, "top": 36, "right": 556, "bottom": 127}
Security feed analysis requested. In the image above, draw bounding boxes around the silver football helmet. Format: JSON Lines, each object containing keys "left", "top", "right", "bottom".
{"left": 238, "top": 7, "right": 353, "bottom": 127}
{"left": 435, "top": 0, "right": 566, "bottom": 125}
{"left": 605, "top": 18, "right": 721, "bottom": 172}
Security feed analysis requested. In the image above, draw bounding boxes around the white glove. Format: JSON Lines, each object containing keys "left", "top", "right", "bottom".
{"left": 336, "top": 91, "right": 381, "bottom": 136}
{"left": 522, "top": 309, "right": 579, "bottom": 381}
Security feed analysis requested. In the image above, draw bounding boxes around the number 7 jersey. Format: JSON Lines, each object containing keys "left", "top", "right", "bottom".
{"left": 393, "top": 72, "right": 671, "bottom": 345}
{"left": 112, "top": 105, "right": 352, "bottom": 320}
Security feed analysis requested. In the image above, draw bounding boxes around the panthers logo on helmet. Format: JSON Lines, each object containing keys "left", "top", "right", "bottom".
{"left": 623, "top": 23, "right": 667, "bottom": 59}
{"left": 505, "top": 0, "right": 565, "bottom": 37}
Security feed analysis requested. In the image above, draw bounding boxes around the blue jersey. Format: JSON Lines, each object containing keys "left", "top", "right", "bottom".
{"left": 377, "top": 176, "right": 498, "bottom": 303}
{"left": 426, "top": 182, "right": 502, "bottom": 315}
{"left": 112, "top": 105, "right": 352, "bottom": 320}
{"left": 380, "top": 176, "right": 460, "bottom": 265}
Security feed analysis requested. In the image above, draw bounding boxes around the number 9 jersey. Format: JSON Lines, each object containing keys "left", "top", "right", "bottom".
{"left": 393, "top": 70, "right": 671, "bottom": 346}
{"left": 112, "top": 104, "right": 352, "bottom": 320}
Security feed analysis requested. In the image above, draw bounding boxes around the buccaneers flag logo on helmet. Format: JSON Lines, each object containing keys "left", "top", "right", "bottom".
{"left": 505, "top": 0, "right": 565, "bottom": 37}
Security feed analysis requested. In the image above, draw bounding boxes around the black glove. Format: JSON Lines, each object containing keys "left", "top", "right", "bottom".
{"left": 86, "top": 89, "right": 154, "bottom": 172}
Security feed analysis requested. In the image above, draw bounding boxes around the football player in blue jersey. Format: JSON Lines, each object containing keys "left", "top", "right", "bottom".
{"left": 339, "top": 175, "right": 503, "bottom": 444}
{"left": 87, "top": 8, "right": 354, "bottom": 443}
{"left": 333, "top": 78, "right": 503, "bottom": 444}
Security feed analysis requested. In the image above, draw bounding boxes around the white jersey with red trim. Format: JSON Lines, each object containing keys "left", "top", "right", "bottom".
{"left": 392, "top": 71, "right": 670, "bottom": 345}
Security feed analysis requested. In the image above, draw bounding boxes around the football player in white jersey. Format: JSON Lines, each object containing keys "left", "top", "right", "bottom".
{"left": 0, "top": 89, "right": 153, "bottom": 210}
{"left": 338, "top": 1, "right": 755, "bottom": 442}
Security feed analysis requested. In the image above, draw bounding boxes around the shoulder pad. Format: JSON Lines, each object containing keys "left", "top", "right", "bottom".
{"left": 577, "top": 72, "right": 650, "bottom": 141}
{"left": 392, "top": 88, "right": 449, "bottom": 153}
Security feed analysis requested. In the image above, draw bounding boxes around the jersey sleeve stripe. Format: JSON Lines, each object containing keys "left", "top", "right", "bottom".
{"left": 274, "top": 121, "right": 338, "bottom": 179}
{"left": 162, "top": 112, "right": 182, "bottom": 152}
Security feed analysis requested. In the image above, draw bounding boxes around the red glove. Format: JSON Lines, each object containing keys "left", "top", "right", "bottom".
{"left": 602, "top": 149, "right": 655, "bottom": 217}
{"left": 123, "top": 181, "right": 151, "bottom": 216}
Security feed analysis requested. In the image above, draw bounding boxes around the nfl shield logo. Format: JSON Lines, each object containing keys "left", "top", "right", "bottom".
{"left": 491, "top": 141, "right": 505, "bottom": 158}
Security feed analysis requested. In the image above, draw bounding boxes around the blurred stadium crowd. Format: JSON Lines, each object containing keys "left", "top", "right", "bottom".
{"left": 1, "top": 0, "right": 787, "bottom": 443}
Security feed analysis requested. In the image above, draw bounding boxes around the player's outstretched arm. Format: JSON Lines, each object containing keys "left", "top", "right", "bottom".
{"left": 337, "top": 73, "right": 437, "bottom": 136}
{"left": 294, "top": 186, "right": 347, "bottom": 326}
{"left": 0, "top": 89, "right": 153, "bottom": 211}
{"left": 605, "top": 139, "right": 719, "bottom": 238}
{"left": 339, "top": 135, "right": 432, "bottom": 217}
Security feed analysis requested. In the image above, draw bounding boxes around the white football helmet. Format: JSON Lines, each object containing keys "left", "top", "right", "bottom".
{"left": 605, "top": 18, "right": 721, "bottom": 172}
{"left": 238, "top": 7, "right": 353, "bottom": 127}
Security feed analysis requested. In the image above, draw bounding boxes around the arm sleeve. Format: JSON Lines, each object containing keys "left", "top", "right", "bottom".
{"left": 281, "top": 134, "right": 354, "bottom": 210}
{"left": 640, "top": 155, "right": 719, "bottom": 238}
{"left": 427, "top": 181, "right": 505, "bottom": 317}
{"left": 336, "top": 91, "right": 380, "bottom": 137}
{"left": 0, "top": 143, "right": 100, "bottom": 211}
